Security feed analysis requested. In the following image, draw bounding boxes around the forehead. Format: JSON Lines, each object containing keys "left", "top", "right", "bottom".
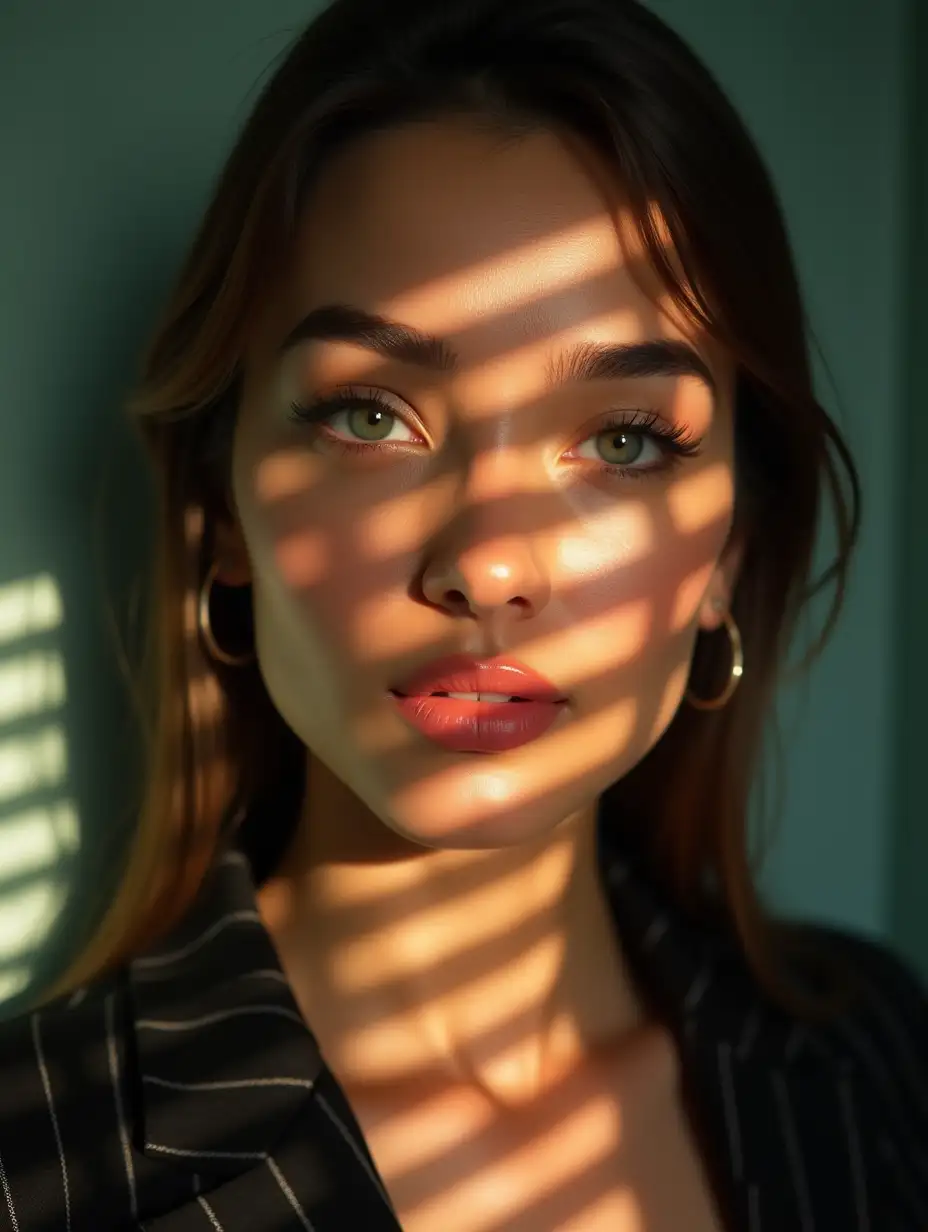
{"left": 283, "top": 119, "right": 709, "bottom": 370}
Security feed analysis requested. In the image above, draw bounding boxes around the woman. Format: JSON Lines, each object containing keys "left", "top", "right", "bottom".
{"left": 1, "top": 0, "right": 926, "bottom": 1227}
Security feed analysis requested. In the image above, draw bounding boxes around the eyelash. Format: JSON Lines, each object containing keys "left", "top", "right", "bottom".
{"left": 287, "top": 388, "right": 702, "bottom": 478}
{"left": 575, "top": 409, "right": 701, "bottom": 478}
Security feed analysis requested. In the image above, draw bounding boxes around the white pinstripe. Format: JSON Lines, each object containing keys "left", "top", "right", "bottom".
{"left": 866, "top": 981, "right": 928, "bottom": 1108}
{"left": 684, "top": 964, "right": 712, "bottom": 1015}
{"left": 747, "top": 1182, "right": 762, "bottom": 1232}
{"left": 716, "top": 1042, "right": 743, "bottom": 1181}
{"left": 146, "top": 1143, "right": 267, "bottom": 1162}
{"left": 234, "top": 967, "right": 290, "bottom": 985}
{"left": 315, "top": 1093, "right": 393, "bottom": 1211}
{"left": 736, "top": 1003, "right": 762, "bottom": 1062}
{"left": 0, "top": 1147, "right": 18, "bottom": 1232}
{"left": 837, "top": 1017, "right": 928, "bottom": 1184}
{"left": 877, "top": 1133, "right": 928, "bottom": 1223}
{"left": 197, "top": 1195, "right": 224, "bottom": 1230}
{"left": 683, "top": 1015, "right": 698, "bottom": 1049}
{"left": 219, "top": 851, "right": 249, "bottom": 870}
{"left": 31, "top": 1015, "right": 70, "bottom": 1232}
{"left": 136, "top": 1005, "right": 306, "bottom": 1032}
{"left": 836, "top": 1072, "right": 870, "bottom": 1232}
{"left": 106, "top": 994, "right": 138, "bottom": 1221}
{"left": 771, "top": 1071, "right": 815, "bottom": 1232}
{"left": 132, "top": 911, "right": 262, "bottom": 971}
{"left": 642, "top": 915, "right": 669, "bottom": 950}
{"left": 142, "top": 1074, "right": 315, "bottom": 1092}
{"left": 267, "top": 1156, "right": 316, "bottom": 1230}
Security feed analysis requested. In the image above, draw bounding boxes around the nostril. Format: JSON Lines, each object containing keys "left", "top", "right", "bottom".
{"left": 441, "top": 588, "right": 473, "bottom": 615}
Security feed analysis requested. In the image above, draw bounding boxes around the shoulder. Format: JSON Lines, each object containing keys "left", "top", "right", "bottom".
{"left": 0, "top": 843, "right": 276, "bottom": 1229}
{"left": 803, "top": 921, "right": 928, "bottom": 1055}
{"left": 814, "top": 921, "right": 928, "bottom": 1001}
{"left": 0, "top": 977, "right": 157, "bottom": 1228}
{"left": 699, "top": 920, "right": 928, "bottom": 1226}
{"left": 797, "top": 923, "right": 928, "bottom": 1217}
{"left": 784, "top": 919, "right": 928, "bottom": 1082}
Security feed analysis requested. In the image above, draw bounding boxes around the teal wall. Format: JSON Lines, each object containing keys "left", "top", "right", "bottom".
{"left": 0, "top": 0, "right": 921, "bottom": 1006}
{"left": 891, "top": 0, "right": 928, "bottom": 979}
{"left": 652, "top": 0, "right": 911, "bottom": 946}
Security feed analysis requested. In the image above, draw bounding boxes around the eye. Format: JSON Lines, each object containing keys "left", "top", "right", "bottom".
{"left": 325, "top": 401, "right": 418, "bottom": 444}
{"left": 573, "top": 426, "right": 665, "bottom": 469}
{"left": 288, "top": 388, "right": 422, "bottom": 446}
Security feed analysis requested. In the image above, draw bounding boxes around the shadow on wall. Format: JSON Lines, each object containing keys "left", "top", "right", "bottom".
{"left": 0, "top": 573, "right": 81, "bottom": 1004}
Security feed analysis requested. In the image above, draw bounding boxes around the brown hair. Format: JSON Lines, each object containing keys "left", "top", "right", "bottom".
{"left": 54, "top": 0, "right": 861, "bottom": 1020}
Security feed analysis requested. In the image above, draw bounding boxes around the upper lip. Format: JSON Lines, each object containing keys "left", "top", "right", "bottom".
{"left": 391, "top": 655, "right": 566, "bottom": 701}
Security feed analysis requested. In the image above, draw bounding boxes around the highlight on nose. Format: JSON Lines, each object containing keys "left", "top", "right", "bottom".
{"left": 420, "top": 537, "right": 552, "bottom": 619}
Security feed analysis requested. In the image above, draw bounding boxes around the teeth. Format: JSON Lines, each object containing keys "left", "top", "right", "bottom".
{"left": 441, "top": 692, "right": 515, "bottom": 703}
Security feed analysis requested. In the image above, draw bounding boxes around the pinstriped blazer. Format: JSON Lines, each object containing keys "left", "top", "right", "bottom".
{"left": 0, "top": 815, "right": 926, "bottom": 1232}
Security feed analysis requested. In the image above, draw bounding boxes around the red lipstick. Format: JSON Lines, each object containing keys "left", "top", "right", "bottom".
{"left": 390, "top": 655, "right": 567, "bottom": 753}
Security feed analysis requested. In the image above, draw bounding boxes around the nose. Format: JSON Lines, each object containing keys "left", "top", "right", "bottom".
{"left": 420, "top": 530, "right": 552, "bottom": 622}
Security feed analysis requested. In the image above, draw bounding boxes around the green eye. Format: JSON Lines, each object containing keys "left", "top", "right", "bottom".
{"left": 348, "top": 406, "right": 395, "bottom": 441}
{"left": 595, "top": 430, "right": 645, "bottom": 466}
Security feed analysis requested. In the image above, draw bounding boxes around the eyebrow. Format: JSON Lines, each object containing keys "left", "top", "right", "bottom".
{"left": 278, "top": 302, "right": 716, "bottom": 394}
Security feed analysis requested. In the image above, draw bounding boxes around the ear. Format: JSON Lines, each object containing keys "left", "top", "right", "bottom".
{"left": 212, "top": 514, "right": 252, "bottom": 587}
{"left": 697, "top": 533, "right": 743, "bottom": 632}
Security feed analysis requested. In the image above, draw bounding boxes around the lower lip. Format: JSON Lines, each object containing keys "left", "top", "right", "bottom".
{"left": 390, "top": 694, "right": 564, "bottom": 753}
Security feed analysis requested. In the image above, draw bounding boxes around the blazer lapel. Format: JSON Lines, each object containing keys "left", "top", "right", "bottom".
{"left": 126, "top": 847, "right": 323, "bottom": 1178}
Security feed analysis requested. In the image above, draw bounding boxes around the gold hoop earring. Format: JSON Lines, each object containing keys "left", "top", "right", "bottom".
{"left": 686, "top": 610, "right": 743, "bottom": 711}
{"left": 198, "top": 561, "right": 255, "bottom": 668}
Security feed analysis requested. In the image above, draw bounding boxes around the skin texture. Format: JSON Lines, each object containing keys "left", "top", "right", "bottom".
{"left": 217, "top": 120, "right": 739, "bottom": 1123}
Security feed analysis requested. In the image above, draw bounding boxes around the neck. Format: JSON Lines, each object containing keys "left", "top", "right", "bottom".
{"left": 257, "top": 761, "right": 650, "bottom": 1106}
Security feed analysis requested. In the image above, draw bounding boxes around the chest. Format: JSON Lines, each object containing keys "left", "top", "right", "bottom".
{"left": 342, "top": 1033, "right": 728, "bottom": 1232}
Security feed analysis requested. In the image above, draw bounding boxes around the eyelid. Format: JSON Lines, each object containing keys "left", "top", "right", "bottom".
{"left": 324, "top": 384, "right": 413, "bottom": 415}
{"left": 292, "top": 384, "right": 429, "bottom": 439}
{"left": 562, "top": 407, "right": 702, "bottom": 466}
{"left": 566, "top": 408, "right": 674, "bottom": 448}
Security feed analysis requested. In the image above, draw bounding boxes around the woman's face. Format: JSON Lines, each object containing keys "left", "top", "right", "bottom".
{"left": 230, "top": 118, "right": 738, "bottom": 849}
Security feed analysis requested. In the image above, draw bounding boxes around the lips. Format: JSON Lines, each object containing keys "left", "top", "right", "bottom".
{"left": 389, "top": 655, "right": 566, "bottom": 753}
{"left": 392, "top": 655, "right": 565, "bottom": 701}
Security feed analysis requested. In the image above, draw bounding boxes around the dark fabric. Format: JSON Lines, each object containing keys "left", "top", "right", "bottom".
{"left": 0, "top": 813, "right": 925, "bottom": 1231}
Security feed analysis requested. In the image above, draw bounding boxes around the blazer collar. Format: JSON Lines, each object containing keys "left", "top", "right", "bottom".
{"left": 126, "top": 846, "right": 323, "bottom": 1178}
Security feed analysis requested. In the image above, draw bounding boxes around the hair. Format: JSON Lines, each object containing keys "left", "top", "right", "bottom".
{"left": 52, "top": 0, "right": 862, "bottom": 1020}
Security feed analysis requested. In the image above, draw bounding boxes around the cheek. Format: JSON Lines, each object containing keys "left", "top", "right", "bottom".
{"left": 553, "top": 464, "right": 733, "bottom": 690}
{"left": 242, "top": 450, "right": 418, "bottom": 668}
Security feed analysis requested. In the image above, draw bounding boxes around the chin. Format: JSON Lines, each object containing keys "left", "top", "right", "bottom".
{"left": 369, "top": 749, "right": 616, "bottom": 851}
{"left": 382, "top": 805, "right": 572, "bottom": 852}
